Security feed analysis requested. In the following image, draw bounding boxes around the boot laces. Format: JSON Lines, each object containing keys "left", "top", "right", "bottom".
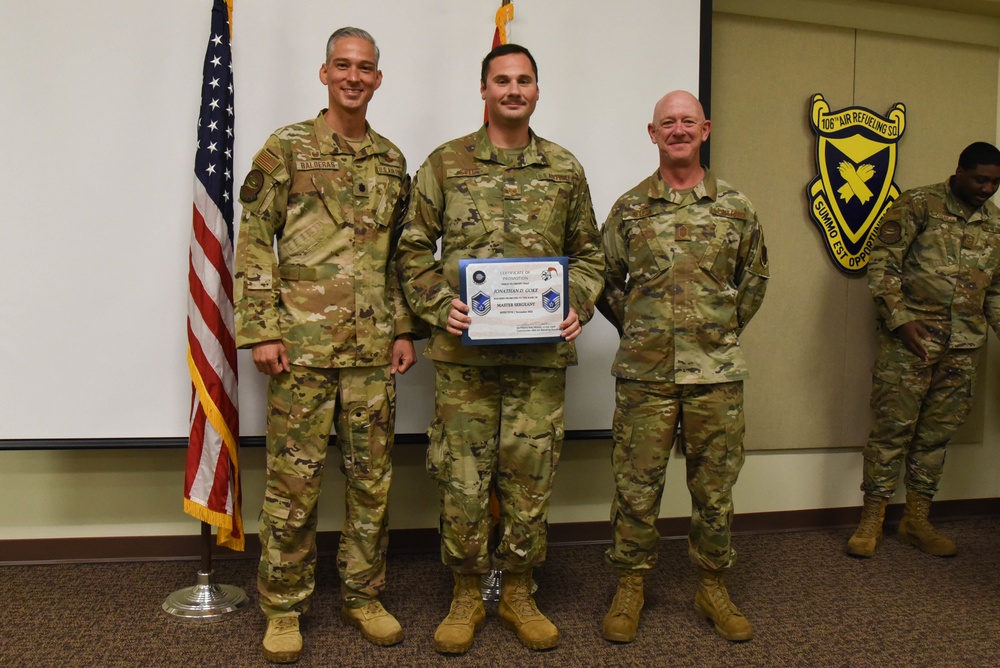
{"left": 361, "top": 601, "right": 384, "bottom": 617}
{"left": 612, "top": 577, "right": 641, "bottom": 617}
{"left": 856, "top": 514, "right": 882, "bottom": 537}
{"left": 910, "top": 497, "right": 936, "bottom": 531}
{"left": 706, "top": 580, "right": 741, "bottom": 618}
{"left": 449, "top": 592, "right": 477, "bottom": 620}
{"left": 507, "top": 580, "right": 541, "bottom": 618}
{"left": 855, "top": 499, "right": 885, "bottom": 537}
{"left": 272, "top": 616, "right": 298, "bottom": 635}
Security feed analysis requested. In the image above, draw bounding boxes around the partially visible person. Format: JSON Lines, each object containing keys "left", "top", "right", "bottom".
{"left": 599, "top": 90, "right": 769, "bottom": 644}
{"left": 234, "top": 27, "right": 419, "bottom": 663}
{"left": 847, "top": 141, "right": 1000, "bottom": 559}
{"left": 396, "top": 43, "right": 604, "bottom": 654}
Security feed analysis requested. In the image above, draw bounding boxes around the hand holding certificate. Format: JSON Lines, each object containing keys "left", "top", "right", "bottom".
{"left": 458, "top": 257, "right": 570, "bottom": 345}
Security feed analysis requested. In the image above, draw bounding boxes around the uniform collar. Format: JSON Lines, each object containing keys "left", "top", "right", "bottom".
{"left": 944, "top": 176, "right": 999, "bottom": 223}
{"left": 647, "top": 167, "right": 717, "bottom": 204}
{"left": 473, "top": 125, "right": 549, "bottom": 167}
{"left": 312, "top": 111, "right": 385, "bottom": 158}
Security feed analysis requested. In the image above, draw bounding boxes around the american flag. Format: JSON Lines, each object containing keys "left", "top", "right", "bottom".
{"left": 184, "top": 0, "right": 243, "bottom": 551}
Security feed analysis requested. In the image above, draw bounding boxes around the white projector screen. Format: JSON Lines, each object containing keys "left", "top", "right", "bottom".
{"left": 0, "top": 0, "right": 705, "bottom": 445}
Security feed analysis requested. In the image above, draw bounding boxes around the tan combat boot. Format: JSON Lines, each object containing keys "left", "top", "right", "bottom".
{"left": 498, "top": 570, "right": 560, "bottom": 650}
{"left": 602, "top": 572, "right": 644, "bottom": 643}
{"left": 846, "top": 494, "right": 890, "bottom": 558}
{"left": 340, "top": 599, "right": 403, "bottom": 646}
{"left": 897, "top": 491, "right": 957, "bottom": 557}
{"left": 262, "top": 614, "right": 302, "bottom": 664}
{"left": 694, "top": 569, "right": 753, "bottom": 642}
{"left": 433, "top": 573, "right": 486, "bottom": 654}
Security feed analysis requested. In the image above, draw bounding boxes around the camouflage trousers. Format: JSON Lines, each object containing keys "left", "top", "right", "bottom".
{"left": 258, "top": 364, "right": 395, "bottom": 618}
{"left": 606, "top": 379, "right": 745, "bottom": 573}
{"left": 426, "top": 362, "right": 565, "bottom": 574}
{"left": 862, "top": 332, "right": 977, "bottom": 499}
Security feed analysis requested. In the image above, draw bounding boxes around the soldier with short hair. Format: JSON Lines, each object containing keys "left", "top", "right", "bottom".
{"left": 396, "top": 43, "right": 604, "bottom": 654}
{"left": 847, "top": 141, "right": 1000, "bottom": 559}
{"left": 599, "top": 90, "right": 769, "bottom": 644}
{"left": 234, "top": 27, "right": 419, "bottom": 663}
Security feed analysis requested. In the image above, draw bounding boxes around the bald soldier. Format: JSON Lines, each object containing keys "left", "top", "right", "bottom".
{"left": 234, "top": 27, "right": 420, "bottom": 662}
{"left": 396, "top": 43, "right": 604, "bottom": 654}
{"left": 847, "top": 142, "right": 1000, "bottom": 559}
{"left": 598, "top": 91, "right": 769, "bottom": 643}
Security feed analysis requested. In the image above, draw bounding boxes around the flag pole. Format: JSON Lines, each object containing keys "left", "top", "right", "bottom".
{"left": 481, "top": 0, "right": 516, "bottom": 603}
{"left": 162, "top": 521, "right": 248, "bottom": 622}
{"left": 163, "top": 0, "right": 248, "bottom": 622}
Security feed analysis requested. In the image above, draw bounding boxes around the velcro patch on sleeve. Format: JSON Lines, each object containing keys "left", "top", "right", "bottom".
{"left": 878, "top": 219, "right": 902, "bottom": 244}
{"left": 253, "top": 149, "right": 281, "bottom": 175}
{"left": 239, "top": 169, "right": 264, "bottom": 203}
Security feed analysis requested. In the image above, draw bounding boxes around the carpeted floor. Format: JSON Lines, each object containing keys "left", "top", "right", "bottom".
{"left": 2, "top": 518, "right": 999, "bottom": 667}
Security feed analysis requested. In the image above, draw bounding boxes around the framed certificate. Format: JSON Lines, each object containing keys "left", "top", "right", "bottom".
{"left": 458, "top": 257, "right": 570, "bottom": 346}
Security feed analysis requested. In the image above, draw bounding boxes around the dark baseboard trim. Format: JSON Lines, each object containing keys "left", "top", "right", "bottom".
{"left": 0, "top": 430, "right": 611, "bottom": 451}
{"left": 4, "top": 497, "right": 998, "bottom": 565}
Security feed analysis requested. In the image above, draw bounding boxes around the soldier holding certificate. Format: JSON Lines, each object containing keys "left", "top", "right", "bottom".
{"left": 396, "top": 44, "right": 603, "bottom": 654}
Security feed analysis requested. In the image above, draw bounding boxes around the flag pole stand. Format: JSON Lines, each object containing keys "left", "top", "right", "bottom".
{"left": 479, "top": 486, "right": 536, "bottom": 603}
{"left": 162, "top": 521, "right": 249, "bottom": 622}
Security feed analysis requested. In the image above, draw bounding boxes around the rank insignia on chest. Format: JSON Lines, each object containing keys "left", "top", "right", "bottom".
{"left": 504, "top": 182, "right": 521, "bottom": 200}
{"left": 675, "top": 224, "right": 690, "bottom": 241}
{"left": 807, "top": 93, "right": 906, "bottom": 274}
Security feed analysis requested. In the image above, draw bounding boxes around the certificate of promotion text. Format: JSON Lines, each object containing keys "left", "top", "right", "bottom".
{"left": 458, "top": 257, "right": 570, "bottom": 346}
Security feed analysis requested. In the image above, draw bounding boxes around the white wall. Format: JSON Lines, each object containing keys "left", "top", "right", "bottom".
{"left": 3, "top": 0, "right": 1000, "bottom": 544}
{"left": 0, "top": 0, "right": 699, "bottom": 440}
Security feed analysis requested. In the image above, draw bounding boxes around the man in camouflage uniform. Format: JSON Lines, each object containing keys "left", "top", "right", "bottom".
{"left": 599, "top": 91, "right": 769, "bottom": 644}
{"left": 395, "top": 44, "right": 604, "bottom": 654}
{"left": 234, "top": 27, "right": 420, "bottom": 663}
{"left": 847, "top": 142, "right": 1000, "bottom": 559}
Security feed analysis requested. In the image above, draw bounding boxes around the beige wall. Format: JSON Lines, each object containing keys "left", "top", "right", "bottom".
{"left": 713, "top": 12, "right": 999, "bottom": 451}
{"left": 3, "top": 0, "right": 1000, "bottom": 543}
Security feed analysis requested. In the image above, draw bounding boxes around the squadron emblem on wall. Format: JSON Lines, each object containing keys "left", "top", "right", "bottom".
{"left": 807, "top": 94, "right": 906, "bottom": 274}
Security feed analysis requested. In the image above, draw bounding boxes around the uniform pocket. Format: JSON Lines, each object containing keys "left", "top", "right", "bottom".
{"left": 698, "top": 221, "right": 738, "bottom": 284}
{"left": 279, "top": 218, "right": 324, "bottom": 258}
{"left": 425, "top": 417, "right": 451, "bottom": 482}
{"left": 871, "top": 359, "right": 902, "bottom": 384}
{"left": 342, "top": 402, "right": 374, "bottom": 479}
{"left": 625, "top": 215, "right": 671, "bottom": 283}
